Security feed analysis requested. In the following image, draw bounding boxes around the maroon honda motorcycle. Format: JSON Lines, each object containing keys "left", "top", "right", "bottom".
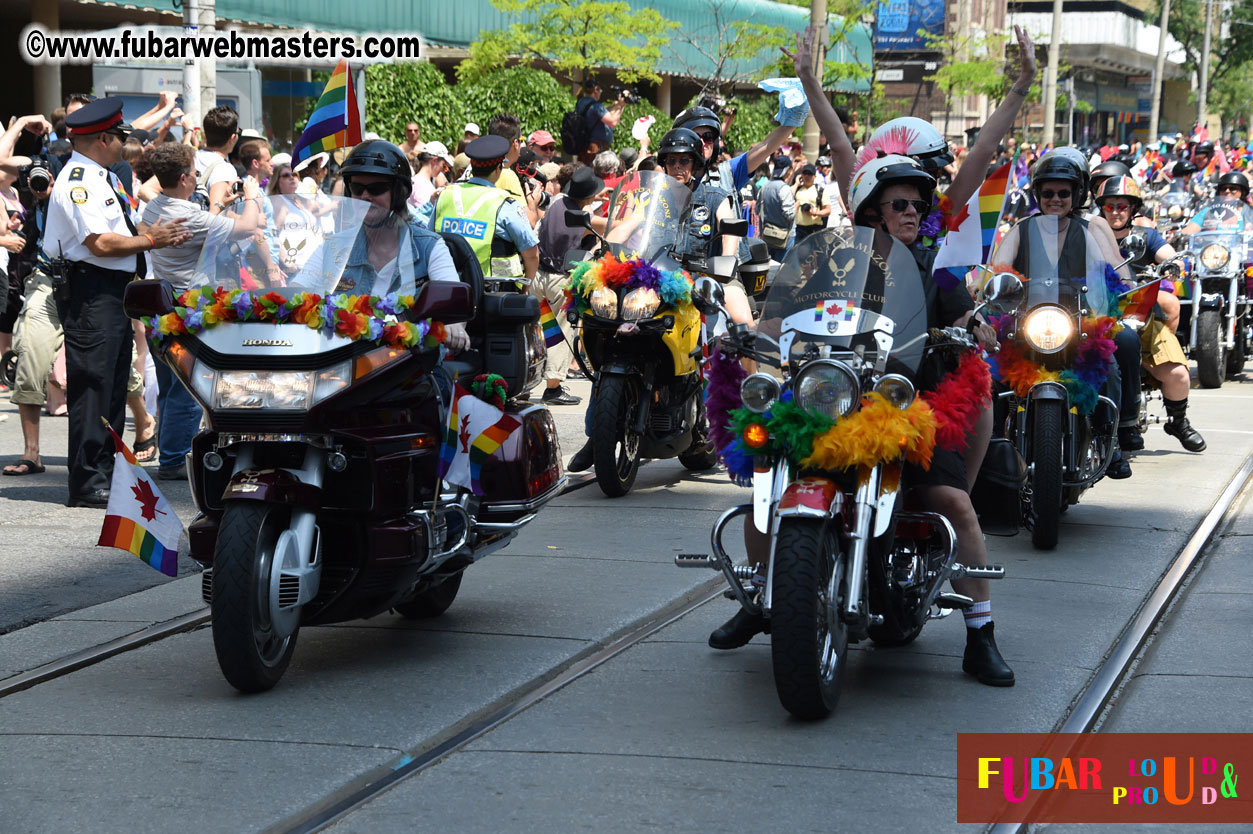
{"left": 125, "top": 196, "right": 564, "bottom": 693}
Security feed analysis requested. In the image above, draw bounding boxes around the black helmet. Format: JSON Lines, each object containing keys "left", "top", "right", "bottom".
{"left": 1172, "top": 159, "right": 1198, "bottom": 178}
{"left": 672, "top": 106, "right": 721, "bottom": 158}
{"left": 1217, "top": 171, "right": 1250, "bottom": 199}
{"left": 340, "top": 140, "right": 412, "bottom": 211}
{"left": 1194, "top": 140, "right": 1215, "bottom": 158}
{"left": 657, "top": 128, "right": 706, "bottom": 180}
{"left": 1031, "top": 148, "right": 1090, "bottom": 209}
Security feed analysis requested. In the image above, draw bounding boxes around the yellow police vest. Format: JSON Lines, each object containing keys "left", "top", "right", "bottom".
{"left": 433, "top": 183, "right": 524, "bottom": 279}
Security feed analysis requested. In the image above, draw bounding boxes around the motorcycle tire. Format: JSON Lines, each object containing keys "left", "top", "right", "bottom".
{"left": 770, "top": 519, "right": 849, "bottom": 720}
{"left": 1196, "top": 309, "right": 1225, "bottom": 389}
{"left": 0, "top": 350, "right": 16, "bottom": 388}
{"left": 1030, "top": 399, "right": 1064, "bottom": 551}
{"left": 592, "top": 374, "right": 642, "bottom": 497}
{"left": 1225, "top": 337, "right": 1245, "bottom": 379}
{"left": 393, "top": 572, "right": 463, "bottom": 619}
{"left": 211, "top": 502, "right": 298, "bottom": 693}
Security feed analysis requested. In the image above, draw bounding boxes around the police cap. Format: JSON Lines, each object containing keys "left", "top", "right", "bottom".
{"left": 65, "top": 98, "right": 127, "bottom": 136}
{"left": 466, "top": 135, "right": 511, "bottom": 169}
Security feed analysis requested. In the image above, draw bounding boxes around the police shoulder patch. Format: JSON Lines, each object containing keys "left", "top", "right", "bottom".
{"left": 70, "top": 187, "right": 89, "bottom": 205}
{"left": 68, "top": 167, "right": 84, "bottom": 182}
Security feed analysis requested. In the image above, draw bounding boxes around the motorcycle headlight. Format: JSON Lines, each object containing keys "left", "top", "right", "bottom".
{"left": 620, "top": 287, "right": 660, "bottom": 321}
{"left": 1168, "top": 205, "right": 1183, "bottom": 220}
{"left": 1200, "top": 243, "right": 1230, "bottom": 270}
{"left": 590, "top": 286, "right": 618, "bottom": 318}
{"left": 794, "top": 360, "right": 859, "bottom": 420}
{"left": 208, "top": 360, "right": 351, "bottom": 410}
{"left": 740, "top": 373, "right": 781, "bottom": 413}
{"left": 1021, "top": 305, "right": 1074, "bottom": 354}
{"left": 873, "top": 374, "right": 916, "bottom": 410}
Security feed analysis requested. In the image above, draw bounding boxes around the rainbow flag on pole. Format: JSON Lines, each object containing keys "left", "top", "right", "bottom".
{"left": 538, "top": 298, "right": 564, "bottom": 348}
{"left": 292, "top": 59, "right": 363, "bottom": 167}
{"left": 96, "top": 421, "right": 183, "bottom": 577}
{"left": 437, "top": 385, "right": 522, "bottom": 496}
{"left": 932, "top": 158, "right": 1016, "bottom": 291}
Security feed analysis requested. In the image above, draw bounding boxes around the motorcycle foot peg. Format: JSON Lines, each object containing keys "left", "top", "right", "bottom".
{"left": 960, "top": 564, "right": 1006, "bottom": 580}
{"left": 935, "top": 592, "right": 975, "bottom": 611}
{"left": 674, "top": 553, "right": 716, "bottom": 568}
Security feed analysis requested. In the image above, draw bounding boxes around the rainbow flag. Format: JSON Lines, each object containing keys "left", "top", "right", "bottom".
{"left": 813, "top": 299, "right": 825, "bottom": 322}
{"left": 437, "top": 385, "right": 522, "bottom": 496}
{"left": 96, "top": 422, "right": 183, "bottom": 577}
{"left": 292, "top": 59, "right": 363, "bottom": 167}
{"left": 932, "top": 158, "right": 1015, "bottom": 290}
{"left": 539, "top": 298, "right": 563, "bottom": 348}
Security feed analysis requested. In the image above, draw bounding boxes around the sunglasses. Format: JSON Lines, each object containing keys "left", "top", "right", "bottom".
{"left": 535, "top": 143, "right": 556, "bottom": 151}
{"left": 1101, "top": 201, "right": 1133, "bottom": 212}
{"left": 665, "top": 156, "right": 694, "bottom": 167}
{"left": 279, "top": 172, "right": 297, "bottom": 179}
{"left": 880, "top": 198, "right": 930, "bottom": 214}
{"left": 1040, "top": 188, "right": 1072, "bottom": 200}
{"left": 1218, "top": 186, "right": 1242, "bottom": 194}
{"left": 696, "top": 132, "right": 717, "bottom": 145}
{"left": 347, "top": 180, "right": 392, "bottom": 196}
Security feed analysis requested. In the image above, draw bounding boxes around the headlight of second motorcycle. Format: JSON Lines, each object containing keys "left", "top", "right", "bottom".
{"left": 1200, "top": 243, "right": 1230, "bottom": 271}
{"left": 192, "top": 360, "right": 352, "bottom": 409}
{"left": 620, "top": 287, "right": 660, "bottom": 321}
{"left": 590, "top": 286, "right": 618, "bottom": 318}
{"left": 1168, "top": 205, "right": 1183, "bottom": 220}
{"left": 1021, "top": 305, "right": 1074, "bottom": 354}
{"left": 794, "top": 360, "right": 859, "bottom": 419}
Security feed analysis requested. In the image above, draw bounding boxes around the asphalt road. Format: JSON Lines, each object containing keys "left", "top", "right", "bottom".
{"left": 2, "top": 371, "right": 1251, "bottom": 833}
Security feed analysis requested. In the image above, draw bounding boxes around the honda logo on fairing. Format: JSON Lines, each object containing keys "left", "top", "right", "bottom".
{"left": 242, "top": 339, "right": 294, "bottom": 347}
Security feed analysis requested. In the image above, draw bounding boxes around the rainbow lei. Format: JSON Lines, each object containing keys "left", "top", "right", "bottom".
{"left": 144, "top": 286, "right": 445, "bottom": 350}
{"left": 986, "top": 314, "right": 1118, "bottom": 415}
{"left": 706, "top": 347, "right": 990, "bottom": 486}
{"left": 564, "top": 253, "right": 695, "bottom": 316}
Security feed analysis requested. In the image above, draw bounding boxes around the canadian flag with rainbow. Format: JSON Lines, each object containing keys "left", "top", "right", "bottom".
{"left": 932, "top": 158, "right": 1016, "bottom": 291}
{"left": 96, "top": 421, "right": 184, "bottom": 577}
{"left": 437, "top": 385, "right": 521, "bottom": 496}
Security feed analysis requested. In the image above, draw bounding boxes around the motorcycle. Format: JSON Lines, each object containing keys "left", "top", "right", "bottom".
{"left": 563, "top": 170, "right": 749, "bottom": 497}
{"left": 986, "top": 215, "right": 1125, "bottom": 550}
{"left": 677, "top": 227, "right": 1007, "bottom": 719}
{"left": 1174, "top": 205, "right": 1253, "bottom": 387}
{"left": 124, "top": 195, "right": 564, "bottom": 692}
{"left": 1155, "top": 190, "right": 1192, "bottom": 246}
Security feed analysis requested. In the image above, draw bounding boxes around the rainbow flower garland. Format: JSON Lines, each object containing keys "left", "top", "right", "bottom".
{"left": 564, "top": 253, "right": 695, "bottom": 316}
{"left": 144, "top": 286, "right": 445, "bottom": 350}
{"left": 986, "top": 313, "right": 1117, "bottom": 415}
{"left": 706, "top": 348, "right": 990, "bottom": 486}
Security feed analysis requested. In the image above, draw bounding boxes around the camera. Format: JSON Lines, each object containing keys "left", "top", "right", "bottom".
{"left": 801, "top": 203, "right": 813, "bottom": 212}
{"left": 610, "top": 85, "right": 641, "bottom": 104}
{"left": 698, "top": 96, "right": 736, "bottom": 116}
{"left": 18, "top": 155, "right": 53, "bottom": 193}
{"left": 231, "top": 180, "right": 245, "bottom": 195}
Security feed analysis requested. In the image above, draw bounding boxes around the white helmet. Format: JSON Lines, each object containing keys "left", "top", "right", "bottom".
{"left": 849, "top": 154, "right": 936, "bottom": 222}
{"left": 866, "top": 117, "right": 953, "bottom": 170}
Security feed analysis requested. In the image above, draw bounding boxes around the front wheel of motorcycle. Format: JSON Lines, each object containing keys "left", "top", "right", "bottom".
{"left": 1196, "top": 309, "right": 1225, "bottom": 389}
{"left": 393, "top": 572, "right": 464, "bottom": 619}
{"left": 211, "top": 502, "right": 298, "bottom": 693}
{"left": 770, "top": 519, "right": 848, "bottom": 720}
{"left": 592, "top": 374, "right": 642, "bottom": 497}
{"left": 1030, "top": 399, "right": 1064, "bottom": 551}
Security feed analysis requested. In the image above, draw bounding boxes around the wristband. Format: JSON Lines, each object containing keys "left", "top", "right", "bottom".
{"left": 143, "top": 233, "right": 156, "bottom": 250}
{"left": 1010, "top": 85, "right": 1030, "bottom": 97}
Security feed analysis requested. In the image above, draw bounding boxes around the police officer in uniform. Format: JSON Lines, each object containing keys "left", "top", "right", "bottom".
{"left": 43, "top": 98, "right": 190, "bottom": 506}
{"left": 430, "top": 134, "right": 538, "bottom": 288}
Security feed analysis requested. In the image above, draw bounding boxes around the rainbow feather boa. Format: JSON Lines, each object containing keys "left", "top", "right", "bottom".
{"left": 144, "top": 286, "right": 444, "bottom": 350}
{"left": 986, "top": 313, "right": 1118, "bottom": 415}
{"left": 564, "top": 253, "right": 694, "bottom": 315}
{"left": 706, "top": 348, "right": 990, "bottom": 485}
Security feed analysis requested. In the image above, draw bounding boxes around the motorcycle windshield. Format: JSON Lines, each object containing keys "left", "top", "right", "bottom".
{"left": 1190, "top": 230, "right": 1246, "bottom": 269}
{"left": 994, "top": 215, "right": 1112, "bottom": 315}
{"left": 192, "top": 195, "right": 412, "bottom": 298}
{"left": 1160, "top": 192, "right": 1191, "bottom": 211}
{"left": 757, "top": 227, "right": 928, "bottom": 374}
{"left": 1193, "top": 198, "right": 1251, "bottom": 232}
{"left": 603, "top": 170, "right": 692, "bottom": 265}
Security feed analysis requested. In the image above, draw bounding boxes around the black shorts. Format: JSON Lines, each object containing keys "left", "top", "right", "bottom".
{"left": 903, "top": 446, "right": 968, "bottom": 492}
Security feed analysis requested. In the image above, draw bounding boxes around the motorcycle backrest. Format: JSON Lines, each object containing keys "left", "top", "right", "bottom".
{"left": 123, "top": 279, "right": 176, "bottom": 320}
{"left": 439, "top": 232, "right": 484, "bottom": 310}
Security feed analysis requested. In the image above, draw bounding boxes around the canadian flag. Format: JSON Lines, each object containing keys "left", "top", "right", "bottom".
{"left": 96, "top": 421, "right": 184, "bottom": 577}
{"left": 436, "top": 385, "right": 521, "bottom": 495}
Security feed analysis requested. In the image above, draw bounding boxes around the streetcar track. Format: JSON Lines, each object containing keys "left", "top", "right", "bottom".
{"left": 984, "top": 453, "right": 1253, "bottom": 834}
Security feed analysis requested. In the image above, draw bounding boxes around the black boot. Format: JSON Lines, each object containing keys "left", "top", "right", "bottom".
{"left": 963, "top": 622, "right": 1015, "bottom": 686}
{"left": 1163, "top": 397, "right": 1206, "bottom": 452}
{"left": 568, "top": 440, "right": 593, "bottom": 472}
{"left": 1118, "top": 426, "right": 1144, "bottom": 452}
{"left": 1106, "top": 449, "right": 1132, "bottom": 479}
{"left": 708, "top": 608, "right": 768, "bottom": 650}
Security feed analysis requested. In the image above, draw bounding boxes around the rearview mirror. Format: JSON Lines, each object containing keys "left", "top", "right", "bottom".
{"left": 692, "top": 276, "right": 726, "bottom": 316}
{"left": 565, "top": 209, "right": 593, "bottom": 230}
{"left": 979, "top": 271, "right": 1025, "bottom": 316}
{"left": 123, "top": 279, "right": 176, "bottom": 320}
{"left": 718, "top": 217, "right": 748, "bottom": 237}
{"left": 1122, "top": 233, "right": 1147, "bottom": 263}
{"left": 410, "top": 281, "right": 474, "bottom": 325}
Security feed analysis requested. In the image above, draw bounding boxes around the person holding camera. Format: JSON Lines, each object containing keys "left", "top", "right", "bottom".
{"left": 43, "top": 98, "right": 191, "bottom": 507}
{"left": 575, "top": 80, "right": 627, "bottom": 166}
{"left": 791, "top": 163, "right": 830, "bottom": 243}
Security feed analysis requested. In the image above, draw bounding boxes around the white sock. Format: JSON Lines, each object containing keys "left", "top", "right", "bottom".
{"left": 965, "top": 600, "right": 992, "bottom": 630}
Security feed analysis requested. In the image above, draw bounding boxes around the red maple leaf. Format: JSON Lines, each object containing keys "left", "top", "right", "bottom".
{"left": 947, "top": 203, "right": 971, "bottom": 232}
{"left": 826, "top": 301, "right": 843, "bottom": 315}
{"left": 130, "top": 478, "right": 166, "bottom": 523}
{"left": 459, "top": 414, "right": 472, "bottom": 453}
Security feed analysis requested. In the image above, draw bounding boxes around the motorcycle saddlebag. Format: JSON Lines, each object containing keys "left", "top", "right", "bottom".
{"left": 971, "top": 437, "right": 1026, "bottom": 536}
{"left": 479, "top": 293, "right": 546, "bottom": 399}
{"left": 477, "top": 403, "right": 564, "bottom": 520}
